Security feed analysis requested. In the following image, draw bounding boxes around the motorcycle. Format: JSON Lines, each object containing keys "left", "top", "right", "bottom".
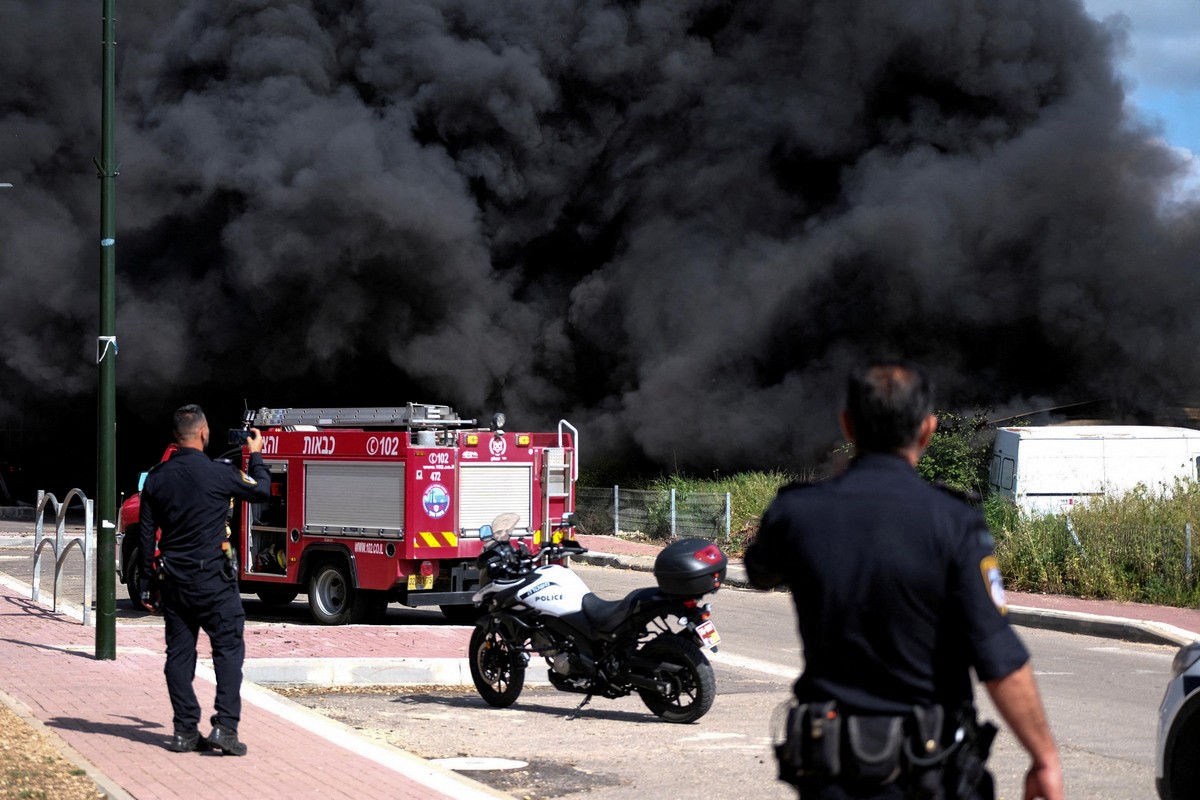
{"left": 468, "top": 513, "right": 727, "bottom": 723}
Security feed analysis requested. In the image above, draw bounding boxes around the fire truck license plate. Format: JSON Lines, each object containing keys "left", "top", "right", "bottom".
{"left": 696, "top": 620, "right": 720, "bottom": 650}
{"left": 407, "top": 574, "right": 434, "bottom": 590}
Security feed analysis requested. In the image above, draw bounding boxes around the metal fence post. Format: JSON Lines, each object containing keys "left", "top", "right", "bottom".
{"left": 670, "top": 488, "right": 676, "bottom": 539}
{"left": 725, "top": 492, "right": 731, "bottom": 542}
{"left": 1065, "top": 517, "right": 1084, "bottom": 557}
{"left": 1187, "top": 522, "right": 1193, "bottom": 585}
{"left": 613, "top": 485, "right": 619, "bottom": 536}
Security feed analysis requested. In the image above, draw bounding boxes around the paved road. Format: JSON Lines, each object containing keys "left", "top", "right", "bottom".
{"left": 283, "top": 564, "right": 1173, "bottom": 800}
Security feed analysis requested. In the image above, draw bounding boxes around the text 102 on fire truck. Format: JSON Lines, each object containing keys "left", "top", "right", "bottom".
{"left": 117, "top": 404, "right": 578, "bottom": 625}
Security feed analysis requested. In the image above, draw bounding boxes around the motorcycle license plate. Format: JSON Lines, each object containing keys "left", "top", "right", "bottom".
{"left": 696, "top": 620, "right": 720, "bottom": 650}
{"left": 407, "top": 574, "right": 434, "bottom": 590}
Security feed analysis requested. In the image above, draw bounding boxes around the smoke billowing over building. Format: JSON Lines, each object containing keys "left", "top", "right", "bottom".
{"left": 2, "top": 0, "right": 1199, "bottom": 492}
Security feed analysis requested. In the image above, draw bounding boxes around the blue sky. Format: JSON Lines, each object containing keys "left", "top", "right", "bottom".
{"left": 1083, "top": 0, "right": 1200, "bottom": 159}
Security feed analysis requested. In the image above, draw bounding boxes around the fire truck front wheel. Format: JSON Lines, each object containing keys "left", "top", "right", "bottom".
{"left": 308, "top": 561, "right": 368, "bottom": 625}
{"left": 123, "top": 542, "right": 144, "bottom": 607}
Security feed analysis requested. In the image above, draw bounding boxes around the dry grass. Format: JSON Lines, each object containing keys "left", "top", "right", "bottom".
{"left": 0, "top": 702, "right": 102, "bottom": 800}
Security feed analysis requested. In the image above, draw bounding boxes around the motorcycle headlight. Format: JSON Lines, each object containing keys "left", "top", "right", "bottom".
{"left": 1170, "top": 641, "right": 1200, "bottom": 681}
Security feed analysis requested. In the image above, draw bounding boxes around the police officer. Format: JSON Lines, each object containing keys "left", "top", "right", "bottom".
{"left": 746, "top": 362, "right": 1063, "bottom": 800}
{"left": 139, "top": 404, "right": 271, "bottom": 755}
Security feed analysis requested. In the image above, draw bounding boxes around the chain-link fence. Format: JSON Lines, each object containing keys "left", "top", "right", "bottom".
{"left": 575, "top": 486, "right": 730, "bottom": 542}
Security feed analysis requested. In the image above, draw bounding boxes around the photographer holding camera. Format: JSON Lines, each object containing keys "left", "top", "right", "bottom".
{"left": 138, "top": 404, "right": 271, "bottom": 756}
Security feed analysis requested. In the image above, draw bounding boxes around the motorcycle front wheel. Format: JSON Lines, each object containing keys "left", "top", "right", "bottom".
{"left": 468, "top": 625, "right": 527, "bottom": 708}
{"left": 636, "top": 634, "right": 716, "bottom": 723}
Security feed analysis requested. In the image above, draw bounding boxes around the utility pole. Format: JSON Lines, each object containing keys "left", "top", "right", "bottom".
{"left": 95, "top": 0, "right": 119, "bottom": 660}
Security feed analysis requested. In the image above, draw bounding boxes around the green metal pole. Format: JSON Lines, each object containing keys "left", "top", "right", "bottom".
{"left": 95, "top": 0, "right": 118, "bottom": 660}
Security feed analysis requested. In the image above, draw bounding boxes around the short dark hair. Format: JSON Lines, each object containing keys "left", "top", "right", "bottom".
{"left": 844, "top": 362, "right": 934, "bottom": 452}
{"left": 173, "top": 404, "right": 207, "bottom": 441}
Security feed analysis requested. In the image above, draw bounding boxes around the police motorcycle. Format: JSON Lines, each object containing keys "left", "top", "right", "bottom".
{"left": 468, "top": 513, "right": 726, "bottom": 723}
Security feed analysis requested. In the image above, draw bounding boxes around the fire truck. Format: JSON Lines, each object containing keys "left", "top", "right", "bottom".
{"left": 118, "top": 404, "right": 577, "bottom": 625}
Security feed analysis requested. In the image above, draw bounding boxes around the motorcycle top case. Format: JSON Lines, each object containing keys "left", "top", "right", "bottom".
{"left": 653, "top": 538, "right": 728, "bottom": 596}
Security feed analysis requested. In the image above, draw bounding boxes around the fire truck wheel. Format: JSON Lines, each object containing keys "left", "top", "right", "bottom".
{"left": 468, "top": 626, "right": 526, "bottom": 708}
{"left": 256, "top": 586, "right": 300, "bottom": 608}
{"left": 123, "top": 542, "right": 143, "bottom": 607}
{"left": 440, "top": 604, "right": 485, "bottom": 625}
{"left": 308, "top": 561, "right": 364, "bottom": 625}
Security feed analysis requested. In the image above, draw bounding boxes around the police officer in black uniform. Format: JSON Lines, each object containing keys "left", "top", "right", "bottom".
{"left": 139, "top": 404, "right": 271, "bottom": 755}
{"left": 746, "top": 362, "right": 1062, "bottom": 800}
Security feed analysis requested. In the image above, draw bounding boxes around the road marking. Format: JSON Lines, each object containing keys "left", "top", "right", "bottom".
{"left": 707, "top": 649, "right": 796, "bottom": 679}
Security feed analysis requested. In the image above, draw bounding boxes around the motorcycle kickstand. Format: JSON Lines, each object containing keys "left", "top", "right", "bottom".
{"left": 567, "top": 694, "right": 594, "bottom": 720}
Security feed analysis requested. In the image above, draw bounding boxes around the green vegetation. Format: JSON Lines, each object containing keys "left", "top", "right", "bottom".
{"left": 917, "top": 409, "right": 995, "bottom": 494}
{"left": 988, "top": 483, "right": 1200, "bottom": 607}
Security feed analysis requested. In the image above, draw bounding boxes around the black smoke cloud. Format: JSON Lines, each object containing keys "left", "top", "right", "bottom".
{"left": 2, "top": 0, "right": 1199, "bottom": 492}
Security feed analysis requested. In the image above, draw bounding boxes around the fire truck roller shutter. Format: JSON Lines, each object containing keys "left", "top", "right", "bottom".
{"left": 459, "top": 464, "right": 532, "bottom": 537}
{"left": 304, "top": 462, "right": 404, "bottom": 535}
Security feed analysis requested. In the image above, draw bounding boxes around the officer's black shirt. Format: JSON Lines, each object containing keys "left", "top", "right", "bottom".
{"left": 745, "top": 453, "right": 1028, "bottom": 715}
{"left": 139, "top": 447, "right": 272, "bottom": 580}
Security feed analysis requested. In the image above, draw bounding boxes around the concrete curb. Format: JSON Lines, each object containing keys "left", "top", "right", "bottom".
{"left": 1006, "top": 606, "right": 1199, "bottom": 648}
{"left": 239, "top": 656, "right": 552, "bottom": 687}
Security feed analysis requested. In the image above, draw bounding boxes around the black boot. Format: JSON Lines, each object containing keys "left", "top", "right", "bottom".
{"left": 167, "top": 729, "right": 209, "bottom": 753}
{"left": 204, "top": 724, "right": 247, "bottom": 756}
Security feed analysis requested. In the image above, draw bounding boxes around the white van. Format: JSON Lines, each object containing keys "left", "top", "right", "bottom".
{"left": 989, "top": 426, "right": 1200, "bottom": 516}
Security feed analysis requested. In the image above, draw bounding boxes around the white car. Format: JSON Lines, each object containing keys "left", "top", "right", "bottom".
{"left": 1157, "top": 641, "right": 1200, "bottom": 799}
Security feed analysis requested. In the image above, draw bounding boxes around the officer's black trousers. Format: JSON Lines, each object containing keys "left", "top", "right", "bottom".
{"left": 160, "top": 572, "right": 245, "bottom": 734}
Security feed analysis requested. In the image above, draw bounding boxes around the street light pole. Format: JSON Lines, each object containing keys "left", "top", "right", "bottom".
{"left": 95, "top": 0, "right": 119, "bottom": 660}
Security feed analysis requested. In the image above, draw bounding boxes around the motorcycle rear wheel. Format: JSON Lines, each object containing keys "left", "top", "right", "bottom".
{"left": 636, "top": 635, "right": 715, "bottom": 723}
{"left": 468, "top": 626, "right": 526, "bottom": 708}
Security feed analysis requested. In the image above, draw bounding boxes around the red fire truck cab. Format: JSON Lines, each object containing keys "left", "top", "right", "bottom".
{"left": 208, "top": 404, "right": 574, "bottom": 625}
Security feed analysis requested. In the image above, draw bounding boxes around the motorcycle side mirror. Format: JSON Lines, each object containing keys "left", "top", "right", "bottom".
{"left": 480, "top": 524, "right": 493, "bottom": 541}
{"left": 137, "top": 471, "right": 149, "bottom": 492}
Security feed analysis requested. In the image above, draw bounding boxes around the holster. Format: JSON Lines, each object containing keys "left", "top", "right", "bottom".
{"left": 946, "top": 708, "right": 998, "bottom": 800}
{"left": 222, "top": 546, "right": 238, "bottom": 582}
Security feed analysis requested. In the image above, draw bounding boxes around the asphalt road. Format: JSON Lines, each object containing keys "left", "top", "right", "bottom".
{"left": 283, "top": 565, "right": 1173, "bottom": 800}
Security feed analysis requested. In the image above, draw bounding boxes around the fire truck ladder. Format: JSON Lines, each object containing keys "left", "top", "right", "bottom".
{"left": 251, "top": 404, "right": 477, "bottom": 429}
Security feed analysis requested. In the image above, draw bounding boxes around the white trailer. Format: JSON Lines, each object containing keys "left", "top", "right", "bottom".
{"left": 989, "top": 425, "right": 1200, "bottom": 516}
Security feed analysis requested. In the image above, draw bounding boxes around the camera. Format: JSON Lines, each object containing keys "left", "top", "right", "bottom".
{"left": 228, "top": 429, "right": 254, "bottom": 446}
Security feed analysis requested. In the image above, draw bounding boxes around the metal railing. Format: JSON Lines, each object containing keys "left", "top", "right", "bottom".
{"left": 32, "top": 489, "right": 95, "bottom": 626}
{"left": 575, "top": 486, "right": 731, "bottom": 542}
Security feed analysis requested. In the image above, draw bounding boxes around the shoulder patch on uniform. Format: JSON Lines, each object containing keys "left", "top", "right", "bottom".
{"left": 979, "top": 555, "right": 1008, "bottom": 614}
{"left": 933, "top": 482, "right": 982, "bottom": 506}
{"left": 238, "top": 470, "right": 258, "bottom": 486}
